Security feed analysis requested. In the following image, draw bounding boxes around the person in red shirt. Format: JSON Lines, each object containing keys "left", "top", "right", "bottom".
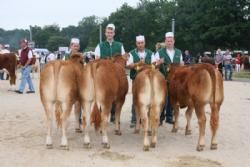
{"left": 15, "top": 39, "right": 35, "bottom": 94}
{"left": 235, "top": 53, "right": 241, "bottom": 72}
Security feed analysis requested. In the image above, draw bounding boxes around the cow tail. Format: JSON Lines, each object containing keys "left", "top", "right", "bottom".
{"left": 54, "top": 63, "right": 62, "bottom": 128}
{"left": 91, "top": 102, "right": 102, "bottom": 131}
{"left": 55, "top": 101, "right": 62, "bottom": 128}
{"left": 203, "top": 64, "right": 216, "bottom": 104}
{"left": 148, "top": 70, "right": 155, "bottom": 128}
{"left": 90, "top": 62, "right": 101, "bottom": 131}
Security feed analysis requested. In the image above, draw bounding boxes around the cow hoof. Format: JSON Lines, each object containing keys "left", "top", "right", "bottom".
{"left": 210, "top": 144, "right": 218, "bottom": 150}
{"left": 196, "top": 145, "right": 205, "bottom": 152}
{"left": 134, "top": 129, "right": 140, "bottom": 134}
{"left": 185, "top": 130, "right": 192, "bottom": 136}
{"left": 60, "top": 145, "right": 69, "bottom": 150}
{"left": 46, "top": 144, "right": 53, "bottom": 149}
{"left": 143, "top": 145, "right": 150, "bottom": 151}
{"left": 115, "top": 130, "right": 122, "bottom": 136}
{"left": 84, "top": 143, "right": 92, "bottom": 149}
{"left": 102, "top": 143, "right": 111, "bottom": 149}
{"left": 171, "top": 128, "right": 178, "bottom": 133}
{"left": 75, "top": 128, "right": 82, "bottom": 133}
{"left": 150, "top": 142, "right": 156, "bottom": 148}
{"left": 148, "top": 131, "right": 152, "bottom": 136}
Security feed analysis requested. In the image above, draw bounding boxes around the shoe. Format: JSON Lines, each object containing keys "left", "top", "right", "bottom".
{"left": 110, "top": 116, "right": 115, "bottom": 123}
{"left": 15, "top": 90, "right": 23, "bottom": 94}
{"left": 130, "top": 122, "right": 136, "bottom": 128}
{"left": 26, "top": 91, "right": 35, "bottom": 94}
{"left": 166, "top": 119, "right": 175, "bottom": 124}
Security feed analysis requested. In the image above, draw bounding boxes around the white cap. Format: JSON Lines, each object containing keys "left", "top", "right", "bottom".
{"left": 106, "top": 23, "right": 115, "bottom": 30}
{"left": 136, "top": 35, "right": 145, "bottom": 42}
{"left": 165, "top": 32, "right": 174, "bottom": 38}
{"left": 71, "top": 38, "right": 80, "bottom": 44}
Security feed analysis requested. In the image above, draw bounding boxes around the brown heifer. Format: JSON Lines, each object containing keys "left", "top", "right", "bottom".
{"left": 79, "top": 54, "right": 128, "bottom": 149}
{"left": 0, "top": 53, "right": 17, "bottom": 90}
{"left": 40, "top": 53, "right": 83, "bottom": 149}
{"left": 240, "top": 55, "right": 250, "bottom": 70}
{"left": 133, "top": 65, "right": 167, "bottom": 151}
{"left": 168, "top": 63, "right": 224, "bottom": 151}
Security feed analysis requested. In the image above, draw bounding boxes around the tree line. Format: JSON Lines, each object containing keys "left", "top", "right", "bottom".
{"left": 0, "top": 0, "right": 249, "bottom": 56}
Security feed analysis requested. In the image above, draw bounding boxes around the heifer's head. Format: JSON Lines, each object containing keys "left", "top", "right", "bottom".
{"left": 70, "top": 53, "right": 84, "bottom": 65}
{"left": 111, "top": 53, "right": 129, "bottom": 67}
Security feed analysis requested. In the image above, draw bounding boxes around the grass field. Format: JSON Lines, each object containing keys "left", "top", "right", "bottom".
{"left": 233, "top": 71, "right": 250, "bottom": 79}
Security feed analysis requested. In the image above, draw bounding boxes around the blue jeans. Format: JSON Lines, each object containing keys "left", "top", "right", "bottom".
{"left": 18, "top": 65, "right": 35, "bottom": 92}
{"left": 131, "top": 104, "right": 136, "bottom": 123}
{"left": 224, "top": 64, "right": 232, "bottom": 80}
{"left": 0, "top": 72, "right": 4, "bottom": 80}
{"left": 160, "top": 95, "right": 173, "bottom": 122}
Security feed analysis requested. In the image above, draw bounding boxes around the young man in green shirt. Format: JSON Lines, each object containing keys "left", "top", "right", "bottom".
{"left": 127, "top": 35, "right": 156, "bottom": 127}
{"left": 94, "top": 24, "right": 125, "bottom": 123}
{"left": 154, "top": 32, "right": 183, "bottom": 125}
{"left": 94, "top": 24, "right": 125, "bottom": 59}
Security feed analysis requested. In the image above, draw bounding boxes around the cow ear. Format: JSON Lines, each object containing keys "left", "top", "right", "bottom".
{"left": 122, "top": 53, "right": 129, "bottom": 61}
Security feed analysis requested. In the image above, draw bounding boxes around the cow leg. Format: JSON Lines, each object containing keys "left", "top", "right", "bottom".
{"left": 171, "top": 104, "right": 179, "bottom": 133}
{"left": 74, "top": 101, "right": 82, "bottom": 133}
{"left": 140, "top": 105, "right": 150, "bottom": 151}
{"left": 60, "top": 103, "right": 72, "bottom": 149}
{"left": 134, "top": 105, "right": 140, "bottom": 134}
{"left": 114, "top": 101, "right": 123, "bottom": 136}
{"left": 150, "top": 104, "right": 160, "bottom": 148}
{"left": 195, "top": 104, "right": 206, "bottom": 151}
{"left": 43, "top": 101, "right": 53, "bottom": 149}
{"left": 8, "top": 73, "right": 16, "bottom": 91}
{"left": 210, "top": 103, "right": 220, "bottom": 150}
{"left": 185, "top": 106, "right": 194, "bottom": 135}
{"left": 101, "top": 104, "right": 111, "bottom": 149}
{"left": 82, "top": 101, "right": 92, "bottom": 148}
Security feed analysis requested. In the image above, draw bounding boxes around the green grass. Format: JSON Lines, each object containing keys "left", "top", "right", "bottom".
{"left": 233, "top": 71, "right": 250, "bottom": 79}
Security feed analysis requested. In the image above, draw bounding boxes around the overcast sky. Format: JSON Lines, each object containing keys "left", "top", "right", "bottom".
{"left": 1, "top": 0, "right": 139, "bottom": 30}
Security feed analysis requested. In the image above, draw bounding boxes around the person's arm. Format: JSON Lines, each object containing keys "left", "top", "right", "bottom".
{"left": 94, "top": 45, "right": 101, "bottom": 59}
{"left": 121, "top": 45, "right": 125, "bottom": 55}
{"left": 126, "top": 53, "right": 135, "bottom": 69}
{"left": 180, "top": 54, "right": 184, "bottom": 65}
{"left": 154, "top": 52, "right": 164, "bottom": 66}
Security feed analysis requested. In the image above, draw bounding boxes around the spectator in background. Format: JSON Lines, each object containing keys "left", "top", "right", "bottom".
{"left": 46, "top": 52, "right": 56, "bottom": 62}
{"left": 215, "top": 48, "right": 224, "bottom": 75}
{"left": 235, "top": 53, "right": 241, "bottom": 72}
{"left": 64, "top": 38, "right": 80, "bottom": 60}
{"left": 183, "top": 50, "right": 193, "bottom": 65}
{"left": 15, "top": 39, "right": 35, "bottom": 94}
{"left": 223, "top": 49, "right": 233, "bottom": 81}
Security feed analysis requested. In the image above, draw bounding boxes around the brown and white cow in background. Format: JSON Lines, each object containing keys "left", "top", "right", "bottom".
{"left": 0, "top": 53, "right": 17, "bottom": 91}
{"left": 133, "top": 65, "right": 167, "bottom": 151}
{"left": 40, "top": 53, "right": 83, "bottom": 149}
{"left": 168, "top": 63, "right": 224, "bottom": 151}
{"left": 79, "top": 54, "right": 128, "bottom": 149}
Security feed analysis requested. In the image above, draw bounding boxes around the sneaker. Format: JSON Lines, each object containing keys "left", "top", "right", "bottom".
{"left": 26, "top": 91, "right": 35, "bottom": 94}
{"left": 166, "top": 119, "right": 175, "bottom": 124}
{"left": 15, "top": 90, "right": 23, "bottom": 94}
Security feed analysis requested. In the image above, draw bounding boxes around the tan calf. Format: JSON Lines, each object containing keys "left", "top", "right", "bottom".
{"left": 40, "top": 53, "right": 83, "bottom": 149}
{"left": 133, "top": 66, "right": 167, "bottom": 151}
{"left": 79, "top": 55, "right": 128, "bottom": 149}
